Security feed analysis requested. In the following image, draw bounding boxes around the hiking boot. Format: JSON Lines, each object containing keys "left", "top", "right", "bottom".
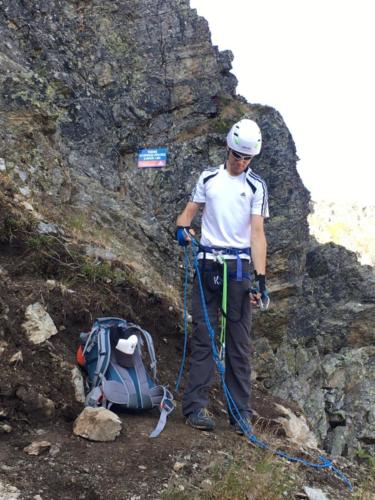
{"left": 186, "top": 408, "right": 215, "bottom": 431}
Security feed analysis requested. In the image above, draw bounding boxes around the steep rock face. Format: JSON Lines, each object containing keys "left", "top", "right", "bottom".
{"left": 0, "top": 0, "right": 238, "bottom": 288}
{"left": 0, "top": 0, "right": 374, "bottom": 458}
{"left": 0, "top": 0, "right": 306, "bottom": 292}
{"left": 253, "top": 243, "right": 375, "bottom": 456}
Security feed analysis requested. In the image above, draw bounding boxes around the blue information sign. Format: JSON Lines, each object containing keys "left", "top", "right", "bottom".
{"left": 138, "top": 148, "right": 167, "bottom": 168}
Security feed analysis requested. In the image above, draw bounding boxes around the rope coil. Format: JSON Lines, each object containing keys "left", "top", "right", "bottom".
{"left": 176, "top": 236, "right": 353, "bottom": 492}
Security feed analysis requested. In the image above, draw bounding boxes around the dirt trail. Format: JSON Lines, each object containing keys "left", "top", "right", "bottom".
{"left": 1, "top": 407, "right": 366, "bottom": 500}
{"left": 1, "top": 410, "right": 218, "bottom": 499}
{"left": 0, "top": 191, "right": 373, "bottom": 499}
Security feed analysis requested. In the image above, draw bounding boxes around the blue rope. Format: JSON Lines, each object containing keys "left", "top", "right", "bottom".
{"left": 177, "top": 237, "right": 353, "bottom": 492}
{"left": 175, "top": 247, "right": 190, "bottom": 392}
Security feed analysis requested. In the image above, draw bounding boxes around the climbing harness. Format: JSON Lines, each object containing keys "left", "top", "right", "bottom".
{"left": 199, "top": 244, "right": 250, "bottom": 282}
{"left": 176, "top": 232, "right": 353, "bottom": 491}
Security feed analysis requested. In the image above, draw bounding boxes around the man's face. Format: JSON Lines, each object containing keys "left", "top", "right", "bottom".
{"left": 227, "top": 149, "right": 253, "bottom": 175}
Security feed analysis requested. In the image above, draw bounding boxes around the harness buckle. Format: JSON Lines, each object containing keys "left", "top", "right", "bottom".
{"left": 215, "top": 252, "right": 225, "bottom": 265}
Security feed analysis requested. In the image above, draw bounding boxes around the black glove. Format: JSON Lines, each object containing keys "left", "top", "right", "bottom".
{"left": 254, "top": 271, "right": 266, "bottom": 294}
{"left": 251, "top": 271, "right": 270, "bottom": 311}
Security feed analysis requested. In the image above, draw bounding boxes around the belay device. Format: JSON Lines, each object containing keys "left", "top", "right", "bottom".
{"left": 77, "top": 317, "right": 174, "bottom": 438}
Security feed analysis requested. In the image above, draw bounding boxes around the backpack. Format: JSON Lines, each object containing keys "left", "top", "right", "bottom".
{"left": 76, "top": 317, "right": 174, "bottom": 438}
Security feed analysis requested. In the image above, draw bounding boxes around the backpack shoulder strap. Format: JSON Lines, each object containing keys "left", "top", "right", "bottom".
{"left": 126, "top": 323, "right": 157, "bottom": 379}
{"left": 92, "top": 326, "right": 112, "bottom": 387}
{"left": 82, "top": 320, "right": 100, "bottom": 356}
{"left": 149, "top": 385, "right": 175, "bottom": 438}
{"left": 139, "top": 328, "right": 157, "bottom": 379}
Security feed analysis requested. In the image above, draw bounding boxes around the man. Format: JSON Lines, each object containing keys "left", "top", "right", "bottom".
{"left": 175, "top": 118, "right": 269, "bottom": 432}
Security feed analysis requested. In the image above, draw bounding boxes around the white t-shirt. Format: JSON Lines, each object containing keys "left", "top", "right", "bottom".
{"left": 190, "top": 163, "right": 269, "bottom": 258}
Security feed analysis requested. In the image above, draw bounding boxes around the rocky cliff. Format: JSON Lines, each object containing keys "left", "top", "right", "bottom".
{"left": 1, "top": 0, "right": 374, "bottom": 473}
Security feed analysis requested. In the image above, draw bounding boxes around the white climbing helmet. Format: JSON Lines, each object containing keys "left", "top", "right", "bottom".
{"left": 226, "top": 119, "right": 262, "bottom": 156}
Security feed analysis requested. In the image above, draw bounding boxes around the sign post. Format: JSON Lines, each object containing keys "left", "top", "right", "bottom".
{"left": 138, "top": 148, "right": 167, "bottom": 168}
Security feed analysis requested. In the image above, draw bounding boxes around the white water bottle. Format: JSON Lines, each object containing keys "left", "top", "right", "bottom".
{"left": 116, "top": 335, "right": 138, "bottom": 355}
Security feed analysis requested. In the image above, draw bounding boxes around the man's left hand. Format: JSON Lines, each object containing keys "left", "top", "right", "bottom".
{"left": 249, "top": 272, "right": 270, "bottom": 311}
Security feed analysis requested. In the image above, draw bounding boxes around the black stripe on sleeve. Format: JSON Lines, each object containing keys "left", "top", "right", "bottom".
{"left": 246, "top": 178, "right": 257, "bottom": 193}
{"left": 248, "top": 172, "right": 268, "bottom": 216}
{"left": 203, "top": 172, "right": 219, "bottom": 184}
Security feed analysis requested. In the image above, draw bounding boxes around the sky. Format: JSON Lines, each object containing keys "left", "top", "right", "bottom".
{"left": 190, "top": 0, "right": 375, "bottom": 204}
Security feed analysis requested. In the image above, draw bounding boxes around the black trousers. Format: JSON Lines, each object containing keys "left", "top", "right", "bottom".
{"left": 182, "top": 259, "right": 252, "bottom": 418}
